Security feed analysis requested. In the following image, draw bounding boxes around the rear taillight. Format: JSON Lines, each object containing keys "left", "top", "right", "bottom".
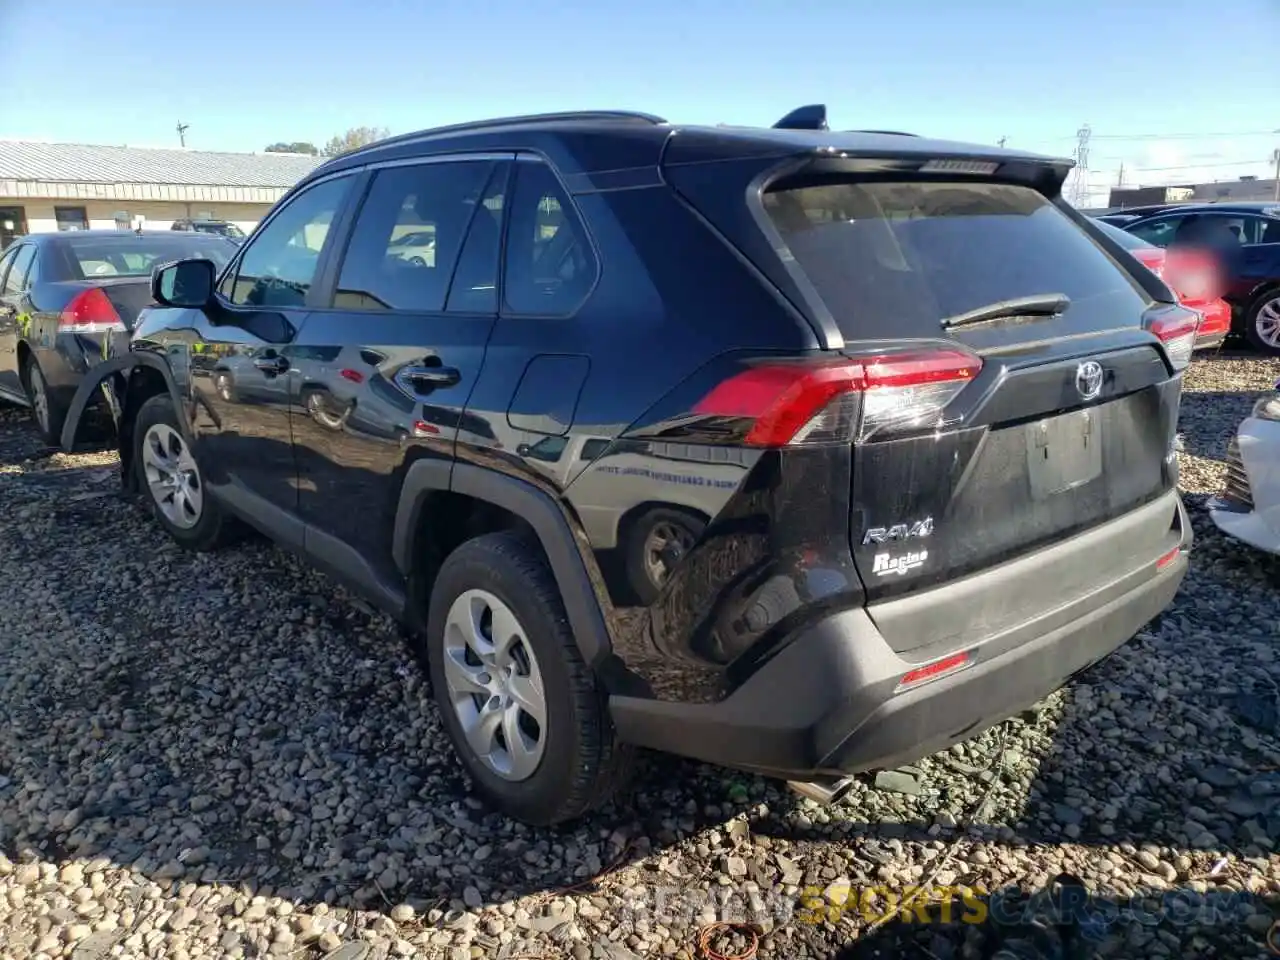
{"left": 1132, "top": 248, "right": 1166, "bottom": 278}
{"left": 1149, "top": 308, "right": 1201, "bottom": 372}
{"left": 693, "top": 348, "right": 982, "bottom": 446}
{"left": 59, "top": 288, "right": 122, "bottom": 333}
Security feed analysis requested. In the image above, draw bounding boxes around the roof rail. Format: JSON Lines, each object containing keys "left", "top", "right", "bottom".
{"left": 345, "top": 111, "right": 669, "bottom": 156}
{"left": 848, "top": 129, "right": 920, "bottom": 137}
{"left": 773, "top": 105, "right": 828, "bottom": 131}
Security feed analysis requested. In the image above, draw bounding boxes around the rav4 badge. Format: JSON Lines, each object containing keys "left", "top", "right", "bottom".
{"left": 863, "top": 517, "right": 934, "bottom": 545}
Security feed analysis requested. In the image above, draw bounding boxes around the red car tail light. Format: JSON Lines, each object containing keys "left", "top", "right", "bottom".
{"left": 694, "top": 347, "right": 983, "bottom": 446}
{"left": 1132, "top": 247, "right": 1166, "bottom": 278}
{"left": 58, "top": 288, "right": 122, "bottom": 334}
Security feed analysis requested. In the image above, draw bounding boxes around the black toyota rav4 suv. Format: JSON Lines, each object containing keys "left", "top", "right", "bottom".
{"left": 62, "top": 105, "right": 1194, "bottom": 825}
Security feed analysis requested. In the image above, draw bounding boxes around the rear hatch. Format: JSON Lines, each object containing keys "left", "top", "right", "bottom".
{"left": 669, "top": 148, "right": 1191, "bottom": 650}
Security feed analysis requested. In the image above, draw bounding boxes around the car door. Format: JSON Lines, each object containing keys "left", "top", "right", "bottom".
{"left": 0, "top": 242, "right": 35, "bottom": 400}
{"left": 176, "top": 173, "right": 357, "bottom": 522}
{"left": 289, "top": 154, "right": 510, "bottom": 587}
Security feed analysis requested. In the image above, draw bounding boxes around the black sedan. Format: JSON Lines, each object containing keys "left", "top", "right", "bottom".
{"left": 0, "top": 231, "right": 237, "bottom": 442}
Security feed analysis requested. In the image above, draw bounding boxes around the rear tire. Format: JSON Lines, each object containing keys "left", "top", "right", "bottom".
{"left": 133, "top": 395, "right": 237, "bottom": 551}
{"left": 623, "top": 507, "right": 705, "bottom": 605}
{"left": 1244, "top": 288, "right": 1280, "bottom": 356}
{"left": 426, "top": 530, "right": 632, "bottom": 825}
{"left": 23, "top": 355, "right": 67, "bottom": 446}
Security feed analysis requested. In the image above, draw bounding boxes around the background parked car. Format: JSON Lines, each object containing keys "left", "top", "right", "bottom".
{"left": 1209, "top": 382, "right": 1280, "bottom": 553}
{"left": 1095, "top": 219, "right": 1231, "bottom": 350}
{"left": 171, "top": 218, "right": 247, "bottom": 243}
{"left": 1118, "top": 202, "right": 1280, "bottom": 354}
{"left": 0, "top": 231, "right": 237, "bottom": 442}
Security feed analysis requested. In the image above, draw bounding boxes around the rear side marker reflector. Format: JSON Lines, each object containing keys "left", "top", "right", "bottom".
{"left": 1156, "top": 546, "right": 1181, "bottom": 570}
{"left": 694, "top": 348, "right": 983, "bottom": 447}
{"left": 899, "top": 651, "right": 971, "bottom": 689}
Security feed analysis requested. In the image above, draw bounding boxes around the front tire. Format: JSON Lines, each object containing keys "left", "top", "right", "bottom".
{"left": 133, "top": 395, "right": 237, "bottom": 551}
{"left": 426, "top": 531, "right": 632, "bottom": 825}
{"left": 1244, "top": 289, "right": 1280, "bottom": 356}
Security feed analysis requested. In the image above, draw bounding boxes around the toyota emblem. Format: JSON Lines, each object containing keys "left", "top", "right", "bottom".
{"left": 1076, "top": 361, "right": 1104, "bottom": 401}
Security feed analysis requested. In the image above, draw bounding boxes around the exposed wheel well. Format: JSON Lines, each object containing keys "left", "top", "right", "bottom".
{"left": 406, "top": 490, "right": 539, "bottom": 628}
{"left": 118, "top": 367, "right": 171, "bottom": 489}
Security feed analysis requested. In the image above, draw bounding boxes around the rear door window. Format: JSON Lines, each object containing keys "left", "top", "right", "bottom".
{"left": 3, "top": 244, "right": 35, "bottom": 294}
{"left": 762, "top": 180, "right": 1146, "bottom": 338}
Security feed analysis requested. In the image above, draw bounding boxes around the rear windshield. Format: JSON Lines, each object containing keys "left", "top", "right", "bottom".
{"left": 762, "top": 180, "right": 1146, "bottom": 336}
{"left": 1096, "top": 219, "right": 1150, "bottom": 251}
{"left": 61, "top": 235, "right": 236, "bottom": 279}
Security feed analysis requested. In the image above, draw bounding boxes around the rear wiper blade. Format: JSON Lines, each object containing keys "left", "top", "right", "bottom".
{"left": 940, "top": 293, "right": 1071, "bottom": 329}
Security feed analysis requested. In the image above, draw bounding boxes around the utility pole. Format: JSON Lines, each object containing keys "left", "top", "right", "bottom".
{"left": 176, "top": 122, "right": 189, "bottom": 148}
{"left": 1273, "top": 147, "right": 1279, "bottom": 202}
{"left": 998, "top": 136, "right": 1007, "bottom": 148}
{"left": 1072, "top": 124, "right": 1092, "bottom": 206}
{"left": 1116, "top": 163, "right": 1125, "bottom": 187}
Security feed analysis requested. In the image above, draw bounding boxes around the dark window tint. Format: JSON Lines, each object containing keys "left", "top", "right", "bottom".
{"left": 524, "top": 436, "right": 568, "bottom": 462}
{"left": 763, "top": 180, "right": 1145, "bottom": 337}
{"left": 503, "top": 162, "right": 596, "bottom": 314}
{"left": 3, "top": 245, "right": 35, "bottom": 294}
{"left": 229, "top": 177, "right": 351, "bottom": 308}
{"left": 1259, "top": 218, "right": 1280, "bottom": 245}
{"left": 287, "top": 344, "right": 342, "bottom": 363}
{"left": 62, "top": 235, "right": 235, "bottom": 279}
{"left": 1126, "top": 216, "right": 1183, "bottom": 248}
{"left": 580, "top": 438, "right": 610, "bottom": 461}
{"left": 54, "top": 206, "right": 88, "bottom": 231}
{"left": 1096, "top": 219, "right": 1150, "bottom": 251}
{"left": 446, "top": 164, "right": 509, "bottom": 313}
{"left": 334, "top": 161, "right": 494, "bottom": 312}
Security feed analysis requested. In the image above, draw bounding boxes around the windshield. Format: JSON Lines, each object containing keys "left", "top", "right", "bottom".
{"left": 61, "top": 235, "right": 236, "bottom": 279}
{"left": 762, "top": 179, "right": 1146, "bottom": 338}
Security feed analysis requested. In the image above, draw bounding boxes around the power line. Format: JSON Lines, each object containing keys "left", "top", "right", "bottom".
{"left": 1122, "top": 159, "right": 1270, "bottom": 173}
{"left": 1039, "top": 129, "right": 1276, "bottom": 143}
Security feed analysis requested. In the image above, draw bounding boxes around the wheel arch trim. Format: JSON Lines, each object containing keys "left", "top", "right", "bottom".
{"left": 394, "top": 460, "right": 615, "bottom": 667}
{"left": 59, "top": 354, "right": 185, "bottom": 453}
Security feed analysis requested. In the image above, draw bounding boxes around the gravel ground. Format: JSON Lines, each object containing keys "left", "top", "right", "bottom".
{"left": 2, "top": 352, "right": 1280, "bottom": 960}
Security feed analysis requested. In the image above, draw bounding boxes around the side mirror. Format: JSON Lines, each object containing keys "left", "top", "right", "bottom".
{"left": 152, "top": 258, "right": 217, "bottom": 309}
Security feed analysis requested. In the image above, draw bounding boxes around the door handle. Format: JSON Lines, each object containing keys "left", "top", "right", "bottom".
{"left": 253, "top": 355, "right": 289, "bottom": 374}
{"left": 395, "top": 364, "right": 461, "bottom": 393}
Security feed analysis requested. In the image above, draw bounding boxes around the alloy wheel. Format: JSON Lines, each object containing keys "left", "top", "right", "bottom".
{"left": 141, "top": 423, "right": 204, "bottom": 529}
{"left": 1256, "top": 296, "right": 1280, "bottom": 348}
{"left": 441, "top": 589, "right": 547, "bottom": 781}
{"left": 643, "top": 520, "right": 696, "bottom": 589}
{"left": 28, "top": 364, "right": 49, "bottom": 435}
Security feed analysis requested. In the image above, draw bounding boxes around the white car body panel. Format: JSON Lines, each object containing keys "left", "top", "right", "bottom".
{"left": 1209, "top": 414, "right": 1280, "bottom": 553}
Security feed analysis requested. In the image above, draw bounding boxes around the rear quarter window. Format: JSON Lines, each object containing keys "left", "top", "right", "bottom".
{"left": 762, "top": 180, "right": 1147, "bottom": 338}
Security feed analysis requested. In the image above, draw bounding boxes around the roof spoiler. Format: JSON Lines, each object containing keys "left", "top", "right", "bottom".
{"left": 773, "top": 104, "right": 828, "bottom": 131}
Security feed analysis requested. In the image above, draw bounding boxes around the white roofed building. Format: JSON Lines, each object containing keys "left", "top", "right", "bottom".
{"left": 0, "top": 140, "right": 322, "bottom": 246}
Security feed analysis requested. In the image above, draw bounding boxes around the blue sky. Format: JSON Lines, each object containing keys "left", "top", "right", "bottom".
{"left": 5, "top": 0, "right": 1278, "bottom": 204}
